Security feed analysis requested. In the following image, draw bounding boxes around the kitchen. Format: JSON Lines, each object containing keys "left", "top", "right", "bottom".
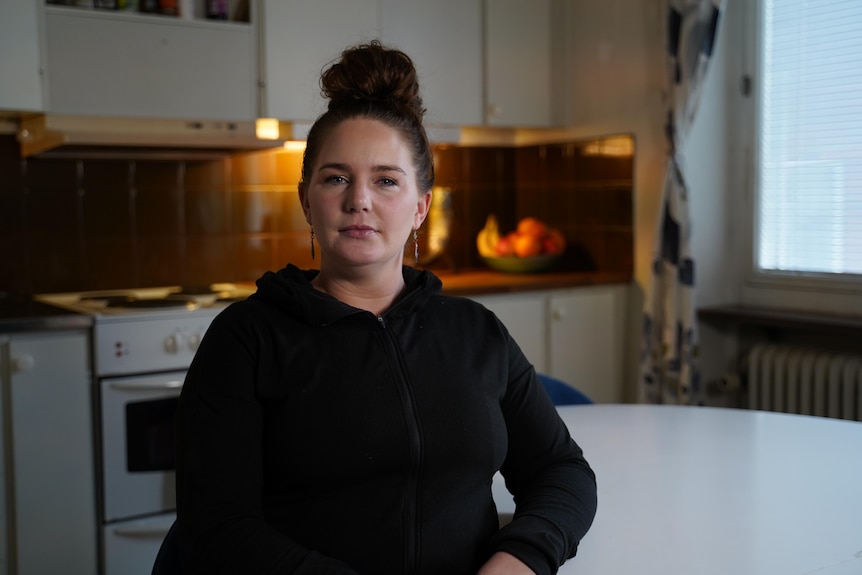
{"left": 1, "top": 0, "right": 860, "bottom": 574}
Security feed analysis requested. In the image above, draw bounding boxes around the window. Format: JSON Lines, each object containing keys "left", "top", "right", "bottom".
{"left": 752, "top": 0, "right": 862, "bottom": 280}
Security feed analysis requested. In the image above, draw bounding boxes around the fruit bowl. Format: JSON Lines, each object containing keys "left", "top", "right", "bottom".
{"left": 481, "top": 253, "right": 562, "bottom": 274}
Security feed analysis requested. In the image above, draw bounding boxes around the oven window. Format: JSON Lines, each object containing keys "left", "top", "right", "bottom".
{"left": 125, "top": 397, "right": 178, "bottom": 472}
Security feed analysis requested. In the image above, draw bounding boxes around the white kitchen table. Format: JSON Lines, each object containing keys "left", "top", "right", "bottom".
{"left": 493, "top": 404, "right": 862, "bottom": 575}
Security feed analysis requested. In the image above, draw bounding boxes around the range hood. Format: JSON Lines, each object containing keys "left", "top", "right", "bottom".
{"left": 16, "top": 114, "right": 286, "bottom": 159}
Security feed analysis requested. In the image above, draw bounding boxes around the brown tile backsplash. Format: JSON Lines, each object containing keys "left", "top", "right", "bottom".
{"left": 0, "top": 134, "right": 633, "bottom": 295}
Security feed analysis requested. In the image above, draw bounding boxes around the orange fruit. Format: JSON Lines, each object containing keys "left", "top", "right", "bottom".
{"left": 512, "top": 233, "right": 542, "bottom": 257}
{"left": 516, "top": 217, "right": 547, "bottom": 239}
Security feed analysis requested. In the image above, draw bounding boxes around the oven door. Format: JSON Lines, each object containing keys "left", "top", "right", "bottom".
{"left": 101, "top": 372, "right": 183, "bottom": 522}
{"left": 103, "top": 512, "right": 175, "bottom": 575}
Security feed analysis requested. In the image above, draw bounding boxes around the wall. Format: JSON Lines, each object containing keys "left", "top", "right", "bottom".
{"left": 523, "top": 0, "right": 667, "bottom": 401}
{"left": 691, "top": 0, "right": 862, "bottom": 406}
{"left": 686, "top": 0, "right": 744, "bottom": 402}
{"left": 0, "top": 135, "right": 633, "bottom": 295}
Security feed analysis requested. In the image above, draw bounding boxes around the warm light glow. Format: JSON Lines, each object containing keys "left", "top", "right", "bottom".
{"left": 283, "top": 140, "right": 307, "bottom": 152}
{"left": 583, "top": 136, "right": 634, "bottom": 157}
{"left": 255, "top": 118, "right": 281, "bottom": 140}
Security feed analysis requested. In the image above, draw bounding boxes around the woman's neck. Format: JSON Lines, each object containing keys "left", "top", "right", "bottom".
{"left": 312, "top": 266, "right": 406, "bottom": 316}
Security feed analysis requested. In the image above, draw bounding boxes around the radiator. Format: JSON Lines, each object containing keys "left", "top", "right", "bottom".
{"left": 745, "top": 344, "right": 862, "bottom": 422}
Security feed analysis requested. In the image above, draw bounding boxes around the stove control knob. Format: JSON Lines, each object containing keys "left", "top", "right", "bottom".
{"left": 164, "top": 334, "right": 179, "bottom": 354}
{"left": 188, "top": 332, "right": 202, "bottom": 351}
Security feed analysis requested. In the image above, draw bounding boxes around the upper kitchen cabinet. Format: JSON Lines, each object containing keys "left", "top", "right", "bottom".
{"left": 0, "top": 1, "right": 44, "bottom": 112}
{"left": 260, "top": 0, "right": 380, "bottom": 124}
{"left": 260, "top": 0, "right": 482, "bottom": 128}
{"left": 378, "top": 0, "right": 483, "bottom": 127}
{"left": 42, "top": 5, "right": 257, "bottom": 121}
{"left": 260, "top": 0, "right": 567, "bottom": 129}
{"left": 484, "top": 0, "right": 566, "bottom": 127}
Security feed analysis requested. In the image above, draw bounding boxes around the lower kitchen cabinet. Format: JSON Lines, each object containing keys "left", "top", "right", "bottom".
{"left": 0, "top": 330, "right": 97, "bottom": 575}
{"left": 468, "top": 291, "right": 549, "bottom": 375}
{"left": 470, "top": 284, "right": 629, "bottom": 403}
{"left": 547, "top": 285, "right": 628, "bottom": 404}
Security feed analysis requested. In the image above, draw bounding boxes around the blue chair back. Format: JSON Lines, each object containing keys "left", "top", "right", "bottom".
{"left": 538, "top": 373, "right": 593, "bottom": 405}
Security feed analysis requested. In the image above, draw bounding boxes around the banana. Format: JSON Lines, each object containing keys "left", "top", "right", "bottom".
{"left": 476, "top": 215, "right": 501, "bottom": 257}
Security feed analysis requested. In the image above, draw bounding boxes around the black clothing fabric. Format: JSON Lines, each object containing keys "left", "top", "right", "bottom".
{"left": 175, "top": 264, "right": 597, "bottom": 575}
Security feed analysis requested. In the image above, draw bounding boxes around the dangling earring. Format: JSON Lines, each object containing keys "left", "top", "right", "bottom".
{"left": 413, "top": 229, "right": 419, "bottom": 264}
{"left": 310, "top": 226, "right": 315, "bottom": 260}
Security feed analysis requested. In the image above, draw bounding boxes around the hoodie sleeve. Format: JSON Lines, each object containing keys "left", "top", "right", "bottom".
{"left": 174, "top": 303, "right": 361, "bottom": 575}
{"left": 487, "top": 335, "right": 598, "bottom": 575}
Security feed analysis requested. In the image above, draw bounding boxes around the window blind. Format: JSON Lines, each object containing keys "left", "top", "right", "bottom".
{"left": 756, "top": 0, "right": 862, "bottom": 276}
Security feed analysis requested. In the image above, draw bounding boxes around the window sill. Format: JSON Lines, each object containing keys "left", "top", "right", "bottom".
{"left": 698, "top": 305, "right": 862, "bottom": 336}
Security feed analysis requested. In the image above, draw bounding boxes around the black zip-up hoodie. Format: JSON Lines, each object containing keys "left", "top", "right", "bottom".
{"left": 176, "top": 264, "right": 597, "bottom": 575}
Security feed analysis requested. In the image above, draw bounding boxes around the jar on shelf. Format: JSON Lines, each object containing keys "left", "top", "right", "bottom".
{"left": 158, "top": 0, "right": 179, "bottom": 16}
{"left": 205, "top": 0, "right": 228, "bottom": 20}
{"left": 138, "top": 0, "right": 158, "bottom": 12}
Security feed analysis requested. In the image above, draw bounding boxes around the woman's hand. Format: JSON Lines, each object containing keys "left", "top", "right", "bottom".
{"left": 476, "top": 551, "right": 536, "bottom": 575}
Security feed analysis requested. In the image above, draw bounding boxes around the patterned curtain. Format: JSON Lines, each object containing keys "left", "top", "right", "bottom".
{"left": 640, "top": 0, "right": 723, "bottom": 405}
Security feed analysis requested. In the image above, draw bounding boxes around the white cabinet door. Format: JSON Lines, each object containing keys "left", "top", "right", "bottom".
{"left": 548, "top": 285, "right": 628, "bottom": 403}
{"left": 0, "top": 330, "right": 97, "bottom": 574}
{"left": 260, "top": 0, "right": 379, "bottom": 122}
{"left": 484, "top": 0, "right": 553, "bottom": 127}
{"left": 44, "top": 8, "right": 257, "bottom": 120}
{"left": 379, "top": 0, "right": 483, "bottom": 127}
{"left": 0, "top": 1, "right": 43, "bottom": 112}
{"left": 468, "top": 292, "right": 548, "bottom": 374}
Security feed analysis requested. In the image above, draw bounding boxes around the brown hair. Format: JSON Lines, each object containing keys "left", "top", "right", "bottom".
{"left": 299, "top": 40, "right": 435, "bottom": 194}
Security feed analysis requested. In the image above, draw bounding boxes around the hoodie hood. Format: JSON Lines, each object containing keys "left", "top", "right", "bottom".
{"left": 250, "top": 264, "right": 443, "bottom": 325}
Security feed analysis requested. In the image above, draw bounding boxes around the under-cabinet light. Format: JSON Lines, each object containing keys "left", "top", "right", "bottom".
{"left": 255, "top": 118, "right": 281, "bottom": 140}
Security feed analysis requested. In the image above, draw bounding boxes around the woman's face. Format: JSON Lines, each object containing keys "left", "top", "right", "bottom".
{"left": 299, "top": 118, "right": 431, "bottom": 273}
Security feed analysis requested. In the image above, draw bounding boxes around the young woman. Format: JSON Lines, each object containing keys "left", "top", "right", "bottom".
{"left": 171, "top": 41, "right": 597, "bottom": 575}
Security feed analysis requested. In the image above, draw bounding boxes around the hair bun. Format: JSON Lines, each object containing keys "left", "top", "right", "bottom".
{"left": 321, "top": 40, "right": 425, "bottom": 119}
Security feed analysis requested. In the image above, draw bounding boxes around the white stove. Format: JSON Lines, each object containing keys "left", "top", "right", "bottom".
{"left": 36, "top": 283, "right": 255, "bottom": 376}
{"left": 34, "top": 282, "right": 255, "bottom": 575}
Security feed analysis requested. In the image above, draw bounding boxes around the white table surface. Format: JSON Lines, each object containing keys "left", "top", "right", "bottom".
{"left": 493, "top": 404, "right": 862, "bottom": 575}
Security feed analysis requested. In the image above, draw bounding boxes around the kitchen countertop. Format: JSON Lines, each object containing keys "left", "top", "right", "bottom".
{"left": 436, "top": 269, "right": 632, "bottom": 296}
{"left": 0, "top": 294, "right": 92, "bottom": 333}
{"left": 0, "top": 271, "right": 629, "bottom": 332}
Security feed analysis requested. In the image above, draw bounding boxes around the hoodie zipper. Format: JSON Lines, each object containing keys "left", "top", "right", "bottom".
{"left": 377, "top": 314, "right": 423, "bottom": 574}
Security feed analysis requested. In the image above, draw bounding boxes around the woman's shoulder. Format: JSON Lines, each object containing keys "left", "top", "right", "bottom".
{"left": 425, "top": 293, "right": 507, "bottom": 328}
{"left": 209, "top": 296, "right": 294, "bottom": 331}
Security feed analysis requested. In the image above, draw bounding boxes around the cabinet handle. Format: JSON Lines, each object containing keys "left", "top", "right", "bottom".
{"left": 109, "top": 380, "right": 183, "bottom": 391}
{"left": 552, "top": 307, "right": 566, "bottom": 321}
{"left": 487, "top": 103, "right": 503, "bottom": 117}
{"left": 112, "top": 524, "right": 172, "bottom": 538}
{"left": 12, "top": 354, "right": 35, "bottom": 373}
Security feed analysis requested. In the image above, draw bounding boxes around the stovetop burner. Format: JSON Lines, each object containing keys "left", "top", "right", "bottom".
{"left": 35, "top": 283, "right": 256, "bottom": 318}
